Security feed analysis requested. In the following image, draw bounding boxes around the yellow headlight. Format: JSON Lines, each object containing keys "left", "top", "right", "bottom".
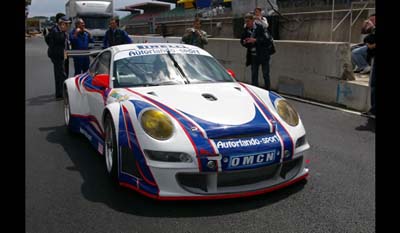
{"left": 276, "top": 99, "right": 299, "bottom": 126}
{"left": 140, "top": 109, "right": 174, "bottom": 140}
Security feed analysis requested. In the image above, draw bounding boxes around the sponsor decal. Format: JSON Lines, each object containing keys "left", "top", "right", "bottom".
{"left": 98, "top": 143, "right": 103, "bottom": 154}
{"left": 128, "top": 47, "right": 200, "bottom": 57}
{"left": 137, "top": 44, "right": 188, "bottom": 49}
{"left": 109, "top": 90, "right": 129, "bottom": 102}
{"left": 115, "top": 44, "right": 209, "bottom": 61}
{"left": 80, "top": 127, "right": 92, "bottom": 141}
{"left": 227, "top": 151, "right": 277, "bottom": 169}
{"left": 216, "top": 135, "right": 280, "bottom": 149}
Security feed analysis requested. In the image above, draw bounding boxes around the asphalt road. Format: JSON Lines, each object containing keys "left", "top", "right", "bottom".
{"left": 26, "top": 36, "right": 375, "bottom": 233}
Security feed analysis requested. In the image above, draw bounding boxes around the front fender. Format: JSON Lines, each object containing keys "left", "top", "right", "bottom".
{"left": 102, "top": 102, "right": 122, "bottom": 142}
{"left": 241, "top": 83, "right": 309, "bottom": 157}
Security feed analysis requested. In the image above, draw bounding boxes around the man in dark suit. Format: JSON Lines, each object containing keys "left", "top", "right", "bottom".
{"left": 46, "top": 16, "right": 71, "bottom": 99}
{"left": 103, "top": 17, "right": 132, "bottom": 48}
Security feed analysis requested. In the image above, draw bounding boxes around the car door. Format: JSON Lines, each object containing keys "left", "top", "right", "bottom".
{"left": 86, "top": 51, "right": 112, "bottom": 132}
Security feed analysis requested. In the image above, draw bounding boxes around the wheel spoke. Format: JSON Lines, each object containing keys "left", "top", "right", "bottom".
{"left": 105, "top": 123, "right": 113, "bottom": 173}
{"left": 64, "top": 95, "right": 70, "bottom": 126}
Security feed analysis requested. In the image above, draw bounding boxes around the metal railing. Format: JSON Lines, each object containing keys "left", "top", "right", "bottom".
{"left": 330, "top": 0, "right": 374, "bottom": 42}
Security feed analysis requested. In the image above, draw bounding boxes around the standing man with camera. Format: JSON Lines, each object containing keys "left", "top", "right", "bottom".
{"left": 46, "top": 15, "right": 71, "bottom": 99}
{"left": 240, "top": 13, "right": 274, "bottom": 90}
{"left": 182, "top": 18, "right": 208, "bottom": 49}
{"left": 69, "top": 18, "right": 94, "bottom": 75}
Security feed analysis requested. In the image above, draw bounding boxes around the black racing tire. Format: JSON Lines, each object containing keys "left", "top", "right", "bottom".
{"left": 104, "top": 114, "right": 119, "bottom": 182}
{"left": 63, "top": 87, "right": 74, "bottom": 133}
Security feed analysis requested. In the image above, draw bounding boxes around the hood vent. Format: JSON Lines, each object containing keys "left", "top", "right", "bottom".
{"left": 202, "top": 93, "right": 217, "bottom": 101}
{"left": 147, "top": 91, "right": 158, "bottom": 97}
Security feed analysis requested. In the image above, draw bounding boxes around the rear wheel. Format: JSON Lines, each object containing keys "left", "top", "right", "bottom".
{"left": 104, "top": 115, "right": 118, "bottom": 181}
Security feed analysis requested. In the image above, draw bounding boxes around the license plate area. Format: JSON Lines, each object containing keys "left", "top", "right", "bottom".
{"left": 227, "top": 150, "right": 278, "bottom": 170}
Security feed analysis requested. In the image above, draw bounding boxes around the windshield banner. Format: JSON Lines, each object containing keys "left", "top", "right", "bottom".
{"left": 114, "top": 44, "right": 211, "bottom": 60}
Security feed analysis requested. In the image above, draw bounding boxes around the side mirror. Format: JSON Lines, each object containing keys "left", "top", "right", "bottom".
{"left": 227, "top": 69, "right": 236, "bottom": 79}
{"left": 92, "top": 74, "right": 110, "bottom": 89}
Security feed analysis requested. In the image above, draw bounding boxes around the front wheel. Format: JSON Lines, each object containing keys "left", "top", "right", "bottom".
{"left": 63, "top": 88, "right": 73, "bottom": 131}
{"left": 104, "top": 115, "right": 118, "bottom": 181}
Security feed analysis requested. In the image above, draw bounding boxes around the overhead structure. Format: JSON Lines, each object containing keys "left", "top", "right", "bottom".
{"left": 177, "top": 0, "right": 195, "bottom": 9}
{"left": 121, "top": 1, "right": 172, "bottom": 13}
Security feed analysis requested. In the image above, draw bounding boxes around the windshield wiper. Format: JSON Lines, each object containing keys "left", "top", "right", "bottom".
{"left": 132, "top": 80, "right": 180, "bottom": 87}
{"left": 167, "top": 50, "right": 190, "bottom": 84}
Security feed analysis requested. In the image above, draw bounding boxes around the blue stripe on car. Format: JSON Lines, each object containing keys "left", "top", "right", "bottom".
{"left": 118, "top": 106, "right": 159, "bottom": 195}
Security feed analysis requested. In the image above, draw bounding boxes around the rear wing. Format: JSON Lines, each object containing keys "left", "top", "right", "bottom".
{"left": 66, "top": 49, "right": 102, "bottom": 57}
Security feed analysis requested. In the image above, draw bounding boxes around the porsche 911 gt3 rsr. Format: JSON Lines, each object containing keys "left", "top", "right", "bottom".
{"left": 63, "top": 43, "right": 310, "bottom": 200}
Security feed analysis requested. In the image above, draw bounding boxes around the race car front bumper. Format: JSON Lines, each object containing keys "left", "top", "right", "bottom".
{"left": 120, "top": 153, "right": 309, "bottom": 200}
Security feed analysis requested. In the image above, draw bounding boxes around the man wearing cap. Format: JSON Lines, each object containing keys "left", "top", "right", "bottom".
{"left": 46, "top": 15, "right": 71, "bottom": 99}
{"left": 45, "top": 13, "right": 70, "bottom": 78}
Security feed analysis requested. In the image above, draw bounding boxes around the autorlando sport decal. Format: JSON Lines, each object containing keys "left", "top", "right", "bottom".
{"left": 216, "top": 135, "right": 280, "bottom": 149}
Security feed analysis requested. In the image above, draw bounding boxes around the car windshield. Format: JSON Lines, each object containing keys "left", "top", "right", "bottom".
{"left": 113, "top": 53, "right": 235, "bottom": 87}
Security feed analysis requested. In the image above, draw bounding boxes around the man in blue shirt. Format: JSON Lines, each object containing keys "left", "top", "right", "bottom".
{"left": 103, "top": 18, "right": 132, "bottom": 48}
{"left": 69, "top": 18, "right": 94, "bottom": 75}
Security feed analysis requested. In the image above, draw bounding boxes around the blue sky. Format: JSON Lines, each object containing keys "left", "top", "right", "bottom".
{"left": 28, "top": 0, "right": 171, "bottom": 17}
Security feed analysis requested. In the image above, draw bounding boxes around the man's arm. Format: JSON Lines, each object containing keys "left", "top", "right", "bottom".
{"left": 255, "top": 17, "right": 269, "bottom": 29}
{"left": 82, "top": 29, "right": 95, "bottom": 43}
{"left": 254, "top": 26, "right": 268, "bottom": 46}
{"left": 45, "top": 27, "right": 55, "bottom": 46}
{"left": 240, "top": 33, "right": 250, "bottom": 48}
{"left": 123, "top": 30, "right": 132, "bottom": 44}
{"left": 199, "top": 30, "right": 208, "bottom": 45}
{"left": 103, "top": 30, "right": 109, "bottom": 49}
{"left": 181, "top": 28, "right": 192, "bottom": 44}
{"left": 69, "top": 29, "right": 77, "bottom": 45}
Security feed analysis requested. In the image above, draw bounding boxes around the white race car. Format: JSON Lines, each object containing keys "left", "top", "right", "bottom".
{"left": 64, "top": 43, "right": 310, "bottom": 200}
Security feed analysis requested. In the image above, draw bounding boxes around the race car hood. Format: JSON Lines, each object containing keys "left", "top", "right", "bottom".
{"left": 123, "top": 83, "right": 275, "bottom": 139}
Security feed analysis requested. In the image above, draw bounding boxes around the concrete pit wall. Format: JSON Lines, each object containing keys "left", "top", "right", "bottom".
{"left": 131, "top": 35, "right": 370, "bottom": 112}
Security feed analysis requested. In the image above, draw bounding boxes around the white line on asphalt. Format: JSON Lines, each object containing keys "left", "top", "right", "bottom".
{"left": 280, "top": 94, "right": 374, "bottom": 118}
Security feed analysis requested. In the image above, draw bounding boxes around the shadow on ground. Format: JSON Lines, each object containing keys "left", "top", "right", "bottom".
{"left": 39, "top": 125, "right": 307, "bottom": 218}
{"left": 26, "top": 94, "right": 61, "bottom": 106}
{"left": 355, "top": 117, "right": 375, "bottom": 132}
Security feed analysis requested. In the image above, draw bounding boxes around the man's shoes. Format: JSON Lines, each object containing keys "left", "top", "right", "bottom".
{"left": 360, "top": 66, "right": 371, "bottom": 74}
{"left": 353, "top": 66, "right": 362, "bottom": 73}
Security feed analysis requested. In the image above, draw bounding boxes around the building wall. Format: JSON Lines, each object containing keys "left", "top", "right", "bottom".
{"left": 123, "top": 1, "right": 374, "bottom": 43}
{"left": 127, "top": 17, "right": 234, "bottom": 38}
{"left": 279, "top": 9, "right": 374, "bottom": 43}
